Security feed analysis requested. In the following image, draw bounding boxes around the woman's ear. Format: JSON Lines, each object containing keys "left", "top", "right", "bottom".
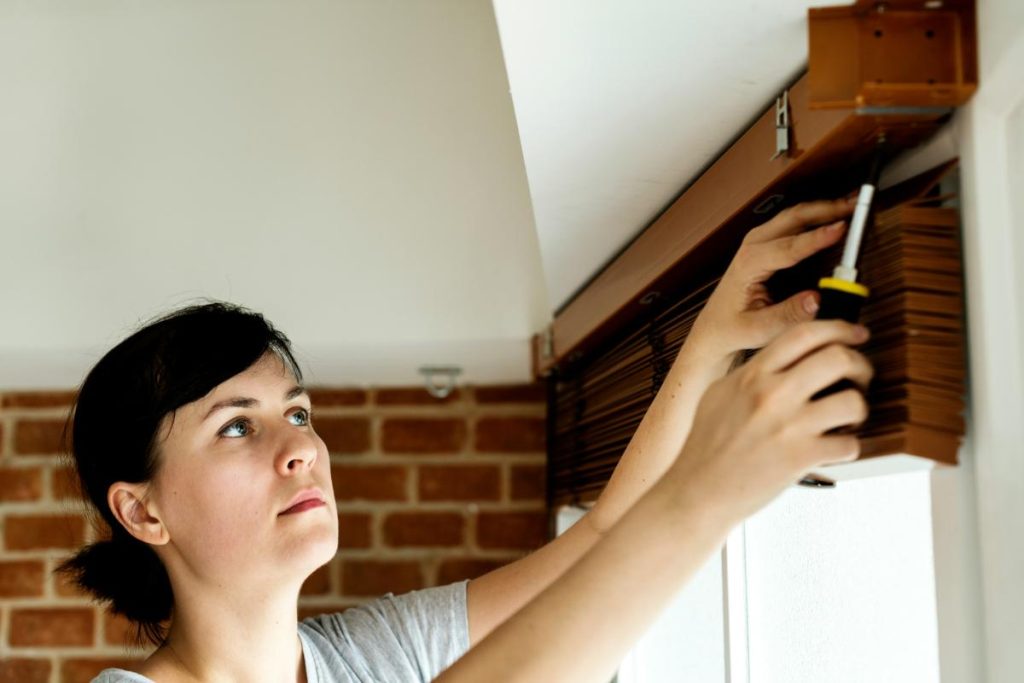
{"left": 107, "top": 482, "right": 169, "bottom": 546}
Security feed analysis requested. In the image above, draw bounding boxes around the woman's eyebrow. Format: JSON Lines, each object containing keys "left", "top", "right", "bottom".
{"left": 201, "top": 385, "right": 308, "bottom": 422}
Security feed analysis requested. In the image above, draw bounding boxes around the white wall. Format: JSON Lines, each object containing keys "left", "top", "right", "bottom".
{"left": 947, "top": 0, "right": 1024, "bottom": 680}
{"left": 0, "top": 0, "right": 548, "bottom": 389}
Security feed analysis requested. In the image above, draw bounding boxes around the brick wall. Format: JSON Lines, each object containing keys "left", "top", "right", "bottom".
{"left": 0, "top": 383, "right": 547, "bottom": 682}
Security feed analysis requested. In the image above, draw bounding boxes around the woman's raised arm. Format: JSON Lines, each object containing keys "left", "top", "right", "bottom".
{"left": 465, "top": 197, "right": 856, "bottom": 644}
{"left": 440, "top": 318, "right": 872, "bottom": 682}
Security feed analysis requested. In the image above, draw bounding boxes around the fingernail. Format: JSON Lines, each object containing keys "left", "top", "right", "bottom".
{"left": 825, "top": 221, "right": 844, "bottom": 233}
{"left": 855, "top": 324, "right": 870, "bottom": 340}
{"left": 803, "top": 295, "right": 819, "bottom": 315}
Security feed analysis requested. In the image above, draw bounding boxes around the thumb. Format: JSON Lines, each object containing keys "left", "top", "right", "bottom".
{"left": 749, "top": 290, "right": 819, "bottom": 343}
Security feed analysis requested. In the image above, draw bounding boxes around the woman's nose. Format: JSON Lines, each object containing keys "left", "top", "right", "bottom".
{"left": 275, "top": 424, "right": 319, "bottom": 474}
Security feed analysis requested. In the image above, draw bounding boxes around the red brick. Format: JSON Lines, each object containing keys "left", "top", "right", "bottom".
{"left": 1, "top": 390, "right": 77, "bottom": 408}
{"left": 375, "top": 388, "right": 462, "bottom": 405}
{"left": 307, "top": 387, "right": 367, "bottom": 406}
{"left": 0, "top": 465, "right": 43, "bottom": 501}
{"left": 338, "top": 512, "right": 373, "bottom": 549}
{"left": 61, "top": 658, "right": 147, "bottom": 683}
{"left": 383, "top": 512, "right": 464, "bottom": 547}
{"left": 381, "top": 418, "right": 466, "bottom": 454}
{"left": 13, "top": 418, "right": 68, "bottom": 455}
{"left": 54, "top": 562, "right": 91, "bottom": 598}
{"left": 437, "top": 557, "right": 512, "bottom": 584}
{"left": 102, "top": 610, "right": 136, "bottom": 647}
{"left": 5, "top": 514, "right": 86, "bottom": 550}
{"left": 331, "top": 464, "right": 407, "bottom": 501}
{"left": 0, "top": 659, "right": 51, "bottom": 683}
{"left": 298, "top": 602, "right": 360, "bottom": 621}
{"left": 300, "top": 562, "right": 332, "bottom": 596}
{"left": 10, "top": 607, "right": 95, "bottom": 646}
{"left": 52, "top": 465, "right": 83, "bottom": 500}
{"left": 342, "top": 560, "right": 423, "bottom": 596}
{"left": 419, "top": 464, "right": 500, "bottom": 502}
{"left": 0, "top": 560, "right": 45, "bottom": 597}
{"left": 477, "top": 511, "right": 548, "bottom": 550}
{"left": 475, "top": 417, "right": 545, "bottom": 452}
{"left": 510, "top": 464, "right": 546, "bottom": 500}
{"left": 315, "top": 416, "right": 371, "bottom": 454}
{"left": 474, "top": 383, "right": 546, "bottom": 404}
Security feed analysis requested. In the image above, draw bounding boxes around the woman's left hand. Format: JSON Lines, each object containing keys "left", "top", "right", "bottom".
{"left": 687, "top": 197, "right": 857, "bottom": 363}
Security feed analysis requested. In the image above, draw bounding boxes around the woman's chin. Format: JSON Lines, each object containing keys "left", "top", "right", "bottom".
{"left": 279, "top": 520, "right": 339, "bottom": 566}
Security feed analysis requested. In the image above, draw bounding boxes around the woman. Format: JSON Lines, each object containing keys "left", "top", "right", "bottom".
{"left": 60, "top": 198, "right": 869, "bottom": 682}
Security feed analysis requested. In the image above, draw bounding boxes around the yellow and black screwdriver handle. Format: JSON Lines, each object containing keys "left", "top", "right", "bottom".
{"left": 816, "top": 277, "right": 869, "bottom": 325}
{"left": 811, "top": 278, "right": 868, "bottom": 398}
{"left": 798, "top": 277, "right": 870, "bottom": 490}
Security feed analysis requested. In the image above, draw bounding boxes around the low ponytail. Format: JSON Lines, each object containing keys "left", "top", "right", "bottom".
{"left": 56, "top": 526, "right": 173, "bottom": 648}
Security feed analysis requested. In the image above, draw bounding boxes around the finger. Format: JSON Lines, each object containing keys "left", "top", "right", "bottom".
{"left": 782, "top": 343, "right": 874, "bottom": 401}
{"left": 744, "top": 220, "right": 846, "bottom": 275}
{"left": 755, "top": 320, "right": 870, "bottom": 374}
{"left": 739, "top": 289, "right": 820, "bottom": 345}
{"left": 794, "top": 388, "right": 869, "bottom": 436}
{"left": 810, "top": 434, "right": 862, "bottom": 467}
{"left": 743, "top": 198, "right": 856, "bottom": 245}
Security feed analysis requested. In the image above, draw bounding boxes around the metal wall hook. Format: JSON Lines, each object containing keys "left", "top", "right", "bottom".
{"left": 418, "top": 365, "right": 463, "bottom": 399}
{"left": 772, "top": 90, "right": 790, "bottom": 161}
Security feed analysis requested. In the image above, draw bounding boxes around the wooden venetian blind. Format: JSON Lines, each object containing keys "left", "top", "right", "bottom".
{"left": 547, "top": 163, "right": 966, "bottom": 507}
{"left": 548, "top": 277, "right": 718, "bottom": 504}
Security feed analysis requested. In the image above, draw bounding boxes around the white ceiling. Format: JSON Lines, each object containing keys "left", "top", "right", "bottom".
{"left": 0, "top": 0, "right": 822, "bottom": 390}
{"left": 493, "top": 0, "right": 820, "bottom": 310}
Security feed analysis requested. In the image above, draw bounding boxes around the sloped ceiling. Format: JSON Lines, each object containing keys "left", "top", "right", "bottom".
{"left": 493, "top": 0, "right": 822, "bottom": 311}
{"left": 0, "top": 0, "right": 823, "bottom": 390}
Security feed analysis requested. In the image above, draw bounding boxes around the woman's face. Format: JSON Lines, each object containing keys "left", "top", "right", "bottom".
{"left": 148, "top": 351, "right": 337, "bottom": 592}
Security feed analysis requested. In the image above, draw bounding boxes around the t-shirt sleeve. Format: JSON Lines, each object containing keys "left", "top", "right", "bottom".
{"left": 90, "top": 670, "right": 154, "bottom": 683}
{"left": 300, "top": 579, "right": 470, "bottom": 682}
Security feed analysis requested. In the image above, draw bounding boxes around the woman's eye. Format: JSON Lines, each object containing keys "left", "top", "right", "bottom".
{"left": 219, "top": 418, "right": 252, "bottom": 438}
{"left": 218, "top": 409, "right": 311, "bottom": 439}
{"left": 290, "top": 408, "right": 312, "bottom": 426}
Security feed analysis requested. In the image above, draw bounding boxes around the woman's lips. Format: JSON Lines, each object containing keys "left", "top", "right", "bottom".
{"left": 279, "top": 499, "right": 327, "bottom": 515}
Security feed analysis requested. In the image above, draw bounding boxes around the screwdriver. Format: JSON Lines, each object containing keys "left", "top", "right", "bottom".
{"left": 798, "top": 142, "right": 884, "bottom": 489}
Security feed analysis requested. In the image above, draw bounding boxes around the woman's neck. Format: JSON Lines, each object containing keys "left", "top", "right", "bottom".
{"left": 139, "top": 580, "right": 307, "bottom": 683}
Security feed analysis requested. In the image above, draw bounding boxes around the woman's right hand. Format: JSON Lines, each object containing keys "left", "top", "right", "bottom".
{"left": 666, "top": 319, "right": 874, "bottom": 523}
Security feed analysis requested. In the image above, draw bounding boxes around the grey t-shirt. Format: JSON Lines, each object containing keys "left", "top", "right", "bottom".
{"left": 92, "top": 580, "right": 470, "bottom": 682}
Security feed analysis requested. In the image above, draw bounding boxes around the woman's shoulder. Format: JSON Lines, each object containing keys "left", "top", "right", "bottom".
{"left": 297, "top": 581, "right": 470, "bottom": 680}
{"left": 299, "top": 580, "right": 468, "bottom": 631}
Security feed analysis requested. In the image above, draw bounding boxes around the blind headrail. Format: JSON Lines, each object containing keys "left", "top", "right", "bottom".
{"left": 533, "top": 1, "right": 978, "bottom": 379}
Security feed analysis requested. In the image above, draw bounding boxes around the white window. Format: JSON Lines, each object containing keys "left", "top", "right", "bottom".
{"left": 556, "top": 470, "right": 940, "bottom": 682}
{"left": 739, "top": 470, "right": 939, "bottom": 683}
{"left": 555, "top": 505, "right": 727, "bottom": 683}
